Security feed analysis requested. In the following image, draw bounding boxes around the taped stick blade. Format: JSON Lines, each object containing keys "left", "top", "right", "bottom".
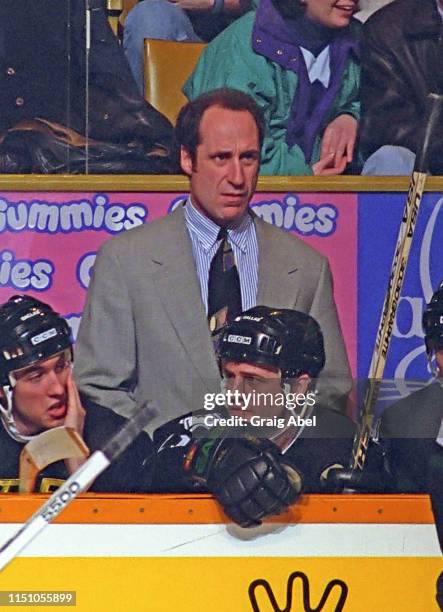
{"left": 19, "top": 427, "right": 90, "bottom": 494}
{"left": 21, "top": 427, "right": 89, "bottom": 471}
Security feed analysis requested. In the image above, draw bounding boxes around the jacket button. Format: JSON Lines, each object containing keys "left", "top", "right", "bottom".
{"left": 6, "top": 67, "right": 16, "bottom": 76}
{"left": 255, "top": 37, "right": 262, "bottom": 43}
{"left": 15, "top": 97, "right": 25, "bottom": 107}
{"left": 276, "top": 49, "right": 283, "bottom": 55}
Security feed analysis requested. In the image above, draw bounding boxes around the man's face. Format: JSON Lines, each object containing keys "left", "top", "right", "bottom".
{"left": 10, "top": 352, "right": 71, "bottom": 436}
{"left": 180, "top": 106, "right": 260, "bottom": 227}
{"left": 221, "top": 360, "right": 286, "bottom": 420}
{"left": 221, "top": 359, "right": 311, "bottom": 422}
{"left": 304, "top": 0, "right": 357, "bottom": 28}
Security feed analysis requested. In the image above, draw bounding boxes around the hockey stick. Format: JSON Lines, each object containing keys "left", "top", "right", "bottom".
{"left": 19, "top": 427, "right": 90, "bottom": 494}
{"left": 0, "top": 403, "right": 156, "bottom": 571}
{"left": 351, "top": 92, "right": 443, "bottom": 472}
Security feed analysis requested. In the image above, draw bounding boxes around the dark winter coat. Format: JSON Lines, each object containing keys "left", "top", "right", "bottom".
{"left": 360, "top": 0, "right": 443, "bottom": 173}
{"left": 0, "top": 0, "right": 173, "bottom": 173}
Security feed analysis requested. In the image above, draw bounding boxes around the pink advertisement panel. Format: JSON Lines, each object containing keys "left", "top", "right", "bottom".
{"left": 0, "top": 191, "right": 357, "bottom": 374}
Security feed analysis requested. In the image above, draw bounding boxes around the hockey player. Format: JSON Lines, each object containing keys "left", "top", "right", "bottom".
{"left": 0, "top": 295, "right": 153, "bottom": 493}
{"left": 380, "top": 284, "right": 443, "bottom": 536}
{"left": 380, "top": 283, "right": 443, "bottom": 609}
{"left": 217, "top": 307, "right": 356, "bottom": 487}
{"left": 153, "top": 306, "right": 355, "bottom": 527}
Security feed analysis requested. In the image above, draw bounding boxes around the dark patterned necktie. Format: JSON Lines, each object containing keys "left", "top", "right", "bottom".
{"left": 208, "top": 227, "right": 242, "bottom": 330}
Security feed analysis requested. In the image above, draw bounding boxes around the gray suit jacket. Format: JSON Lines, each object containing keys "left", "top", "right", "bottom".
{"left": 74, "top": 204, "right": 351, "bottom": 432}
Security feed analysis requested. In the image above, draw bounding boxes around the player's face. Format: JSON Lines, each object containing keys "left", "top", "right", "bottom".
{"left": 180, "top": 106, "right": 260, "bottom": 227}
{"left": 221, "top": 360, "right": 285, "bottom": 419}
{"left": 303, "top": 0, "right": 357, "bottom": 29}
{"left": 11, "top": 352, "right": 71, "bottom": 436}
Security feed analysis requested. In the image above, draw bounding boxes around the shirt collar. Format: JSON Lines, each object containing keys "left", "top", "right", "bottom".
{"left": 184, "top": 199, "right": 253, "bottom": 253}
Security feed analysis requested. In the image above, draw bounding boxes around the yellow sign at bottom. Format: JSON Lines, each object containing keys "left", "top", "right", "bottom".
{"left": 1, "top": 558, "right": 442, "bottom": 611}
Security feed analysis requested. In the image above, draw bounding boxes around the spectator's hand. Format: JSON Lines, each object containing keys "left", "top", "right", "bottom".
{"left": 320, "top": 114, "right": 358, "bottom": 168}
{"left": 312, "top": 152, "right": 348, "bottom": 175}
{"left": 167, "top": 0, "right": 214, "bottom": 10}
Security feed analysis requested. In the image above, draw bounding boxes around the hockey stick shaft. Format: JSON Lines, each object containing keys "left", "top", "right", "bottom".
{"left": 0, "top": 403, "right": 156, "bottom": 571}
{"left": 351, "top": 93, "right": 443, "bottom": 471}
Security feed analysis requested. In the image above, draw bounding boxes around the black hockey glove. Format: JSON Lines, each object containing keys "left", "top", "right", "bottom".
{"left": 322, "top": 466, "right": 389, "bottom": 493}
{"left": 153, "top": 412, "right": 302, "bottom": 527}
{"left": 322, "top": 438, "right": 394, "bottom": 493}
{"left": 199, "top": 436, "right": 302, "bottom": 528}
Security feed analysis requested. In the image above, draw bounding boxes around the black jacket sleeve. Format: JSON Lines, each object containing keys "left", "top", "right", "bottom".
{"left": 82, "top": 398, "right": 154, "bottom": 493}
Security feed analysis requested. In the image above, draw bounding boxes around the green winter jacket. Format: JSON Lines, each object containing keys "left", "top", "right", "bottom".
{"left": 183, "top": 11, "right": 360, "bottom": 176}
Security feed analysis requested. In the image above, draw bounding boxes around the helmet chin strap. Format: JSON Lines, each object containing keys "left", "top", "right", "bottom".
{"left": 0, "top": 384, "right": 36, "bottom": 444}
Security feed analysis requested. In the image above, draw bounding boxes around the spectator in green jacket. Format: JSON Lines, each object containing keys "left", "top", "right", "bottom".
{"left": 184, "top": 0, "right": 361, "bottom": 176}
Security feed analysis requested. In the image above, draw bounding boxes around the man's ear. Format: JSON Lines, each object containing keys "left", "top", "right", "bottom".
{"left": 180, "top": 146, "right": 193, "bottom": 176}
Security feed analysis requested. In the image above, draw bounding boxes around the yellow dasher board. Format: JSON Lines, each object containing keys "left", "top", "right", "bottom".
{"left": 0, "top": 494, "right": 441, "bottom": 611}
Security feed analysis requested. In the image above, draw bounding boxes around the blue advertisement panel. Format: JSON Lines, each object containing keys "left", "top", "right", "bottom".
{"left": 358, "top": 192, "right": 443, "bottom": 394}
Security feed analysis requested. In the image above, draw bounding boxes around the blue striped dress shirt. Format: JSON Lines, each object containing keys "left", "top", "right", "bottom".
{"left": 184, "top": 200, "right": 259, "bottom": 313}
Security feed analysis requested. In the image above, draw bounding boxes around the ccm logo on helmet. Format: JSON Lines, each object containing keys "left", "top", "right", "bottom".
{"left": 31, "top": 328, "right": 57, "bottom": 346}
{"left": 227, "top": 334, "right": 252, "bottom": 345}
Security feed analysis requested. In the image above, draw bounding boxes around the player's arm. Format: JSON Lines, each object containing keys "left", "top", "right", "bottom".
{"left": 153, "top": 411, "right": 302, "bottom": 527}
{"left": 323, "top": 420, "right": 394, "bottom": 494}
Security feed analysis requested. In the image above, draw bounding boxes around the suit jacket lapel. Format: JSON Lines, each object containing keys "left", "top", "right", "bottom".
{"left": 255, "top": 216, "right": 301, "bottom": 308}
{"left": 149, "top": 204, "right": 220, "bottom": 387}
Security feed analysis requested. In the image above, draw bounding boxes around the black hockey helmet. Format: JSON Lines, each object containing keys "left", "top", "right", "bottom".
{"left": 422, "top": 281, "right": 443, "bottom": 356}
{"left": 216, "top": 306, "right": 325, "bottom": 379}
{"left": 0, "top": 295, "right": 72, "bottom": 387}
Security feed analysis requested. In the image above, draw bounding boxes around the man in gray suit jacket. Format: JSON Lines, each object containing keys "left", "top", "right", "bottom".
{"left": 74, "top": 89, "right": 351, "bottom": 432}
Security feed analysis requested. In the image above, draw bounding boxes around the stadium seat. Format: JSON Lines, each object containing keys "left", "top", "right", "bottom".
{"left": 143, "top": 39, "right": 206, "bottom": 124}
{"left": 119, "top": 0, "right": 138, "bottom": 26}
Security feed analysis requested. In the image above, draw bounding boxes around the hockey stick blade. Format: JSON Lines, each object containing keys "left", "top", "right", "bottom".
{"left": 19, "top": 427, "right": 90, "bottom": 494}
{"left": 0, "top": 402, "right": 156, "bottom": 571}
{"left": 350, "top": 93, "right": 443, "bottom": 472}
